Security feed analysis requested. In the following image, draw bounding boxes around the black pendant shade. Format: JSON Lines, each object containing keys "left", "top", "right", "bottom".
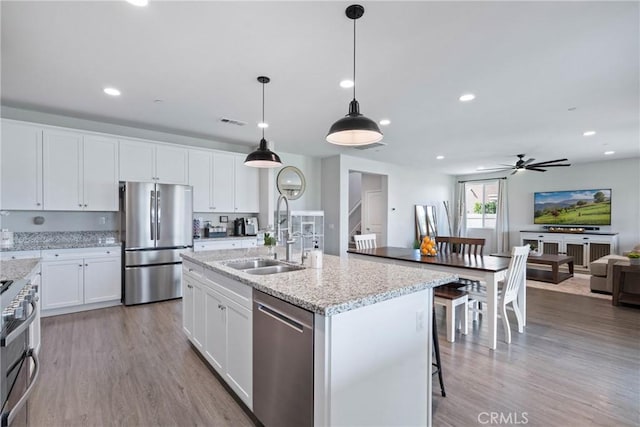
{"left": 244, "top": 138, "right": 282, "bottom": 168}
{"left": 245, "top": 76, "right": 282, "bottom": 168}
{"left": 326, "top": 99, "right": 383, "bottom": 146}
{"left": 326, "top": 4, "right": 383, "bottom": 146}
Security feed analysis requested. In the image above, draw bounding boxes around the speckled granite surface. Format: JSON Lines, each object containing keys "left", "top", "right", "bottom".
{"left": 182, "top": 248, "right": 457, "bottom": 316}
{"left": 1, "top": 231, "right": 120, "bottom": 252}
{"left": 0, "top": 258, "right": 40, "bottom": 281}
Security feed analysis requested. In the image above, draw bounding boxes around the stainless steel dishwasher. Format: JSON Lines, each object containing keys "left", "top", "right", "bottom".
{"left": 253, "top": 290, "right": 314, "bottom": 427}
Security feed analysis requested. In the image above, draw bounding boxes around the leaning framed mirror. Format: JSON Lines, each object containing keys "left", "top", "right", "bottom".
{"left": 276, "top": 166, "right": 306, "bottom": 200}
{"left": 415, "top": 205, "right": 437, "bottom": 242}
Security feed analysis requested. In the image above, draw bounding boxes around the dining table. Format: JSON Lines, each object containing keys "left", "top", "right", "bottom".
{"left": 347, "top": 246, "right": 518, "bottom": 350}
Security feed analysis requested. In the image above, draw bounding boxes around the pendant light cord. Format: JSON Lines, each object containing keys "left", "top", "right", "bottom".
{"left": 353, "top": 16, "right": 357, "bottom": 100}
{"left": 262, "top": 81, "right": 265, "bottom": 140}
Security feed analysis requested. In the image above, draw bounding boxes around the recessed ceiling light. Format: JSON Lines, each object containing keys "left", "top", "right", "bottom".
{"left": 339, "top": 79, "right": 354, "bottom": 88}
{"left": 379, "top": 119, "right": 391, "bottom": 126}
{"left": 103, "top": 87, "right": 121, "bottom": 96}
{"left": 257, "top": 122, "right": 269, "bottom": 129}
{"left": 436, "top": 155, "right": 444, "bottom": 160}
{"left": 604, "top": 151, "right": 615, "bottom": 155}
{"left": 126, "top": 0, "right": 149, "bottom": 6}
{"left": 583, "top": 130, "right": 596, "bottom": 136}
{"left": 459, "top": 93, "right": 475, "bottom": 102}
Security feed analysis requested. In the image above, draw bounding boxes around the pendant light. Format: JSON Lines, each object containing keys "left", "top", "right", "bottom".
{"left": 244, "top": 76, "right": 282, "bottom": 168}
{"left": 326, "top": 4, "right": 383, "bottom": 146}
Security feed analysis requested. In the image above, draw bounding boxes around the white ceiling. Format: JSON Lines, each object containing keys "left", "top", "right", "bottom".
{"left": 2, "top": 1, "right": 639, "bottom": 175}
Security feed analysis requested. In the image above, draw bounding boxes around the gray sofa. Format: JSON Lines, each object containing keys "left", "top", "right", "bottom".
{"left": 589, "top": 244, "right": 640, "bottom": 293}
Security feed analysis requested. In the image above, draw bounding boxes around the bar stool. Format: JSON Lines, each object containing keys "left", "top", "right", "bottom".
{"left": 432, "top": 309, "right": 446, "bottom": 397}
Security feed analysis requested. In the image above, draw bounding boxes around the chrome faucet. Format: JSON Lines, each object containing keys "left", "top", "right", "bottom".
{"left": 276, "top": 194, "right": 295, "bottom": 262}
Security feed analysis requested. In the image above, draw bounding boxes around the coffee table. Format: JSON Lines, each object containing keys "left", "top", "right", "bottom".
{"left": 491, "top": 252, "right": 574, "bottom": 284}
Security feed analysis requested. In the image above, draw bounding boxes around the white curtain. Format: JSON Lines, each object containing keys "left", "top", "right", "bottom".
{"left": 454, "top": 182, "right": 466, "bottom": 237}
{"left": 495, "top": 178, "right": 510, "bottom": 252}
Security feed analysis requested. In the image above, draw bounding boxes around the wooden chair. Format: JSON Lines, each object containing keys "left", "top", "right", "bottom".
{"left": 467, "top": 245, "right": 530, "bottom": 343}
{"left": 434, "top": 287, "right": 469, "bottom": 343}
{"left": 354, "top": 233, "right": 377, "bottom": 249}
{"left": 435, "top": 236, "right": 485, "bottom": 256}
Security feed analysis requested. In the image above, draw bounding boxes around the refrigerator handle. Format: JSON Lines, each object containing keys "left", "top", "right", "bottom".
{"left": 150, "top": 190, "right": 155, "bottom": 241}
{"left": 157, "top": 190, "right": 161, "bottom": 240}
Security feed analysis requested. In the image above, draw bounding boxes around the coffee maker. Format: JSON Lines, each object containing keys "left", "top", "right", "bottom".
{"left": 233, "top": 218, "right": 245, "bottom": 236}
{"left": 245, "top": 217, "right": 258, "bottom": 236}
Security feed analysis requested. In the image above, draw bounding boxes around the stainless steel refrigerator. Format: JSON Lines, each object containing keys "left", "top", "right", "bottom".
{"left": 121, "top": 182, "right": 193, "bottom": 305}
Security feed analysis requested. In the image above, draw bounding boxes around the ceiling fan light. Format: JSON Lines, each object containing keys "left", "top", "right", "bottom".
{"left": 244, "top": 138, "right": 282, "bottom": 168}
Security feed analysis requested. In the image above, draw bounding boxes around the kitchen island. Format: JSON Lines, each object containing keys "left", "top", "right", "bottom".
{"left": 181, "top": 249, "right": 456, "bottom": 427}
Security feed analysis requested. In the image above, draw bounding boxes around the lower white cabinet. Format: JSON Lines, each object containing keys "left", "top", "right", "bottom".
{"left": 41, "top": 247, "right": 121, "bottom": 314}
{"left": 182, "top": 264, "right": 252, "bottom": 409}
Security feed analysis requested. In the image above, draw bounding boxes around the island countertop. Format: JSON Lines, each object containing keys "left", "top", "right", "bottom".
{"left": 181, "top": 249, "right": 457, "bottom": 316}
{"left": 1, "top": 258, "right": 40, "bottom": 282}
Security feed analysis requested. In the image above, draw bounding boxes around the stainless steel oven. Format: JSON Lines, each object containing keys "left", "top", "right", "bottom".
{"left": 1, "top": 279, "right": 40, "bottom": 427}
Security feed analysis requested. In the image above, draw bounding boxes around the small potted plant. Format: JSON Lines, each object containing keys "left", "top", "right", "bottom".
{"left": 263, "top": 233, "right": 277, "bottom": 255}
{"left": 529, "top": 243, "right": 540, "bottom": 256}
{"left": 627, "top": 251, "right": 640, "bottom": 266}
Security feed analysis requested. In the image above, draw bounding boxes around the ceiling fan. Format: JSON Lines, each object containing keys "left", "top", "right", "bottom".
{"left": 483, "top": 154, "right": 571, "bottom": 175}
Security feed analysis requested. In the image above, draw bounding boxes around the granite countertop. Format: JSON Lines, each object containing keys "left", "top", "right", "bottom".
{"left": 1, "top": 258, "right": 40, "bottom": 281}
{"left": 182, "top": 249, "right": 457, "bottom": 316}
{"left": 1, "top": 231, "right": 120, "bottom": 252}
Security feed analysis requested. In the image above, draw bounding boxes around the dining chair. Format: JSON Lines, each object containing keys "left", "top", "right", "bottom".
{"left": 467, "top": 245, "right": 530, "bottom": 343}
{"left": 435, "top": 236, "right": 485, "bottom": 256}
{"left": 354, "top": 233, "right": 377, "bottom": 250}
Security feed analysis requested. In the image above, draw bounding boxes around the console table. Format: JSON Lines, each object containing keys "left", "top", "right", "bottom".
{"left": 520, "top": 231, "right": 618, "bottom": 268}
{"left": 492, "top": 252, "right": 574, "bottom": 284}
{"left": 612, "top": 263, "right": 640, "bottom": 307}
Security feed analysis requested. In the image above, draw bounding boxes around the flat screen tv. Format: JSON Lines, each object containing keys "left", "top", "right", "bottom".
{"left": 533, "top": 189, "right": 611, "bottom": 226}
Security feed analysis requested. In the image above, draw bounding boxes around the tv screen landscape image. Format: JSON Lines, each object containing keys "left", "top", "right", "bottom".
{"left": 533, "top": 189, "right": 612, "bottom": 226}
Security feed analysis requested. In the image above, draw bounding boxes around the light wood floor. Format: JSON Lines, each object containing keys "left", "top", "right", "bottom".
{"left": 30, "top": 289, "right": 639, "bottom": 426}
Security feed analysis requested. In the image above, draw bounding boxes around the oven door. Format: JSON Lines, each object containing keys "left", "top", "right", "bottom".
{"left": 1, "top": 300, "right": 40, "bottom": 427}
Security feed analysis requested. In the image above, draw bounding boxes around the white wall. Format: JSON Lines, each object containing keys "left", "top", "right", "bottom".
{"left": 457, "top": 157, "right": 640, "bottom": 253}
{"left": 0, "top": 211, "right": 118, "bottom": 232}
{"left": 322, "top": 155, "right": 456, "bottom": 256}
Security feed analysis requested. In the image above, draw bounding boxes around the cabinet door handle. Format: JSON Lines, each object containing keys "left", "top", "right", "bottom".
{"left": 84, "top": 204, "right": 88, "bottom": 207}
{"left": 106, "top": 251, "right": 110, "bottom": 254}
{"left": 54, "top": 254, "right": 59, "bottom": 257}
{"left": 36, "top": 202, "right": 41, "bottom": 206}
{"left": 78, "top": 204, "right": 82, "bottom": 207}
{"left": 85, "top": 264, "right": 88, "bottom": 267}
{"left": 187, "top": 284, "right": 192, "bottom": 289}
{"left": 78, "top": 264, "right": 83, "bottom": 267}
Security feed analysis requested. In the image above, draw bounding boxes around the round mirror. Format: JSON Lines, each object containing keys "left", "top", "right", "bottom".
{"left": 276, "top": 166, "right": 306, "bottom": 200}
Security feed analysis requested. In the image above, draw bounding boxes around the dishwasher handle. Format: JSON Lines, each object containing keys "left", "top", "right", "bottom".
{"left": 257, "top": 303, "right": 305, "bottom": 333}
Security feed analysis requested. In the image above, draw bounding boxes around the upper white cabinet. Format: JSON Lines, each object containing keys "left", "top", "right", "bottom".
{"left": 234, "top": 154, "right": 259, "bottom": 213}
{"left": 188, "top": 149, "right": 258, "bottom": 213}
{"left": 119, "top": 139, "right": 188, "bottom": 184}
{"left": 1, "top": 121, "right": 43, "bottom": 210}
{"left": 43, "top": 129, "right": 119, "bottom": 211}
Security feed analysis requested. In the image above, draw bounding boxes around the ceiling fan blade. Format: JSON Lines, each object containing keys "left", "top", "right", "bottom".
{"left": 523, "top": 158, "right": 535, "bottom": 165}
{"left": 510, "top": 169, "right": 518, "bottom": 175}
{"left": 527, "top": 168, "right": 547, "bottom": 172}
{"left": 535, "top": 163, "right": 571, "bottom": 167}
{"left": 479, "top": 167, "right": 513, "bottom": 171}
{"left": 529, "top": 158, "right": 568, "bottom": 166}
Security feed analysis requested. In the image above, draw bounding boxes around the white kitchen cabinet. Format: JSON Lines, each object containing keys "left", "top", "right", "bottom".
{"left": 1, "top": 120, "right": 43, "bottom": 210}
{"left": 182, "top": 267, "right": 253, "bottom": 408}
{"left": 40, "top": 247, "right": 121, "bottom": 315}
{"left": 233, "top": 154, "right": 259, "bottom": 213}
{"left": 43, "top": 130, "right": 118, "bottom": 211}
{"left": 188, "top": 149, "right": 213, "bottom": 212}
{"left": 212, "top": 151, "right": 235, "bottom": 212}
{"left": 119, "top": 139, "right": 188, "bottom": 184}
{"left": 84, "top": 255, "right": 121, "bottom": 303}
{"left": 41, "top": 258, "right": 84, "bottom": 310}
{"left": 204, "top": 286, "right": 226, "bottom": 372}
{"left": 190, "top": 150, "right": 258, "bottom": 213}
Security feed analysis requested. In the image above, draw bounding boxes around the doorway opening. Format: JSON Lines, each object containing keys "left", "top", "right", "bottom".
{"left": 348, "top": 171, "right": 388, "bottom": 248}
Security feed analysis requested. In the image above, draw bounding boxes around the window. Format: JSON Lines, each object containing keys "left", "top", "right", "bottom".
{"left": 465, "top": 181, "right": 498, "bottom": 229}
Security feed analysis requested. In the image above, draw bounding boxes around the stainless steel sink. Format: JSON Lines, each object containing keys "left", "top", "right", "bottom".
{"left": 226, "top": 259, "right": 283, "bottom": 270}
{"left": 244, "top": 265, "right": 304, "bottom": 275}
